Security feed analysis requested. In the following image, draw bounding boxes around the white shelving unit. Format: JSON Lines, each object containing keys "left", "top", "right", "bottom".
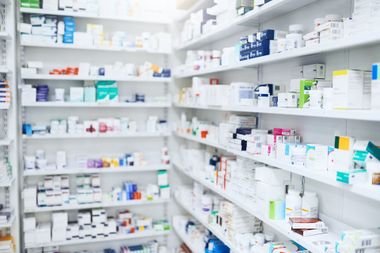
{"left": 175, "top": 129, "right": 380, "bottom": 200}
{"left": 25, "top": 230, "right": 171, "bottom": 249}
{"left": 18, "top": 2, "right": 173, "bottom": 252}
{"left": 23, "top": 164, "right": 171, "bottom": 176}
{"left": 174, "top": 103, "right": 380, "bottom": 122}
{"left": 173, "top": 161, "right": 347, "bottom": 253}
{"left": 23, "top": 101, "right": 171, "bottom": 108}
{"left": 0, "top": 0, "right": 19, "bottom": 251}
{"left": 24, "top": 198, "right": 169, "bottom": 213}
{"left": 20, "top": 7, "right": 171, "bottom": 24}
{"left": 21, "top": 73, "right": 172, "bottom": 82}
{"left": 175, "top": 0, "right": 317, "bottom": 50}
{"left": 21, "top": 41, "right": 171, "bottom": 54}
{"left": 172, "top": 0, "right": 380, "bottom": 252}
{"left": 174, "top": 32, "right": 380, "bottom": 78}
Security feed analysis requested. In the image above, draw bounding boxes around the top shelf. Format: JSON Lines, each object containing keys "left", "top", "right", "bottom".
{"left": 174, "top": 0, "right": 210, "bottom": 22}
{"left": 175, "top": 0, "right": 318, "bottom": 50}
{"left": 19, "top": 8, "right": 171, "bottom": 24}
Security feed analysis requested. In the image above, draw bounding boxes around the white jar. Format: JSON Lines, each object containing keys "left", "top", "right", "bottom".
{"left": 286, "top": 189, "right": 302, "bottom": 220}
{"left": 301, "top": 191, "right": 319, "bottom": 218}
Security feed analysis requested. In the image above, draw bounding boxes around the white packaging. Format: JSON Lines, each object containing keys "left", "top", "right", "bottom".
{"left": 306, "top": 144, "right": 329, "bottom": 170}
{"left": 70, "top": 87, "right": 84, "bottom": 102}
{"left": 36, "top": 223, "right": 51, "bottom": 244}
{"left": 372, "top": 79, "right": 380, "bottom": 110}
{"left": 333, "top": 70, "right": 365, "bottom": 109}
{"left": 56, "top": 151, "right": 67, "bottom": 170}
{"left": 255, "top": 166, "right": 290, "bottom": 186}
{"left": 230, "top": 82, "right": 255, "bottom": 106}
{"left": 256, "top": 182, "right": 285, "bottom": 201}
{"left": 278, "top": 93, "right": 298, "bottom": 108}
{"left": 302, "top": 64, "right": 326, "bottom": 79}
{"left": 52, "top": 212, "right": 68, "bottom": 228}
{"left": 285, "top": 189, "right": 302, "bottom": 220}
{"left": 322, "top": 87, "right": 334, "bottom": 109}
{"left": 301, "top": 191, "right": 319, "bottom": 218}
{"left": 27, "top": 61, "right": 43, "bottom": 69}
{"left": 309, "top": 90, "right": 323, "bottom": 109}
{"left": 78, "top": 62, "right": 91, "bottom": 76}
{"left": 23, "top": 217, "right": 36, "bottom": 231}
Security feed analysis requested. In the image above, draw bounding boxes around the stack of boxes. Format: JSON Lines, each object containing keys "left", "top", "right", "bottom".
{"left": 255, "top": 166, "right": 290, "bottom": 220}
{"left": 303, "top": 15, "right": 344, "bottom": 47}
{"left": 76, "top": 174, "right": 102, "bottom": 204}
{"left": 62, "top": 17, "right": 75, "bottom": 44}
{"left": 20, "top": 15, "right": 58, "bottom": 44}
{"left": 350, "top": 0, "right": 380, "bottom": 34}
{"left": 227, "top": 158, "right": 257, "bottom": 204}
{"left": 332, "top": 69, "right": 371, "bottom": 109}
{"left": 219, "top": 115, "right": 257, "bottom": 150}
{"left": 217, "top": 201, "right": 262, "bottom": 242}
{"left": 240, "top": 30, "right": 286, "bottom": 61}
{"left": 0, "top": 80, "right": 10, "bottom": 109}
{"left": 336, "top": 228, "right": 380, "bottom": 253}
{"left": 52, "top": 212, "right": 68, "bottom": 242}
{"left": 24, "top": 209, "right": 117, "bottom": 245}
{"left": 37, "top": 175, "right": 70, "bottom": 207}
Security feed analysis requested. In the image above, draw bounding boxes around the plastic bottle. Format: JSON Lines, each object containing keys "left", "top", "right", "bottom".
{"left": 301, "top": 191, "right": 319, "bottom": 218}
{"left": 285, "top": 189, "right": 302, "bottom": 220}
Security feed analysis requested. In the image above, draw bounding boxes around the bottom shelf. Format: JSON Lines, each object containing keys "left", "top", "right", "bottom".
{"left": 173, "top": 160, "right": 342, "bottom": 253}
{"left": 173, "top": 224, "right": 204, "bottom": 253}
{"left": 174, "top": 196, "right": 238, "bottom": 252}
{"left": 25, "top": 230, "right": 171, "bottom": 249}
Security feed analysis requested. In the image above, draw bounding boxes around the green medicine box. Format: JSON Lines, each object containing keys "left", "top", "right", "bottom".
{"left": 20, "top": 0, "right": 40, "bottom": 8}
{"left": 299, "top": 79, "right": 317, "bottom": 108}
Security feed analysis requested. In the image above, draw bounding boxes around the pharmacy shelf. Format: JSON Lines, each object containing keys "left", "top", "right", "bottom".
{"left": 23, "top": 101, "right": 171, "bottom": 108}
{"left": 174, "top": 103, "right": 380, "bottom": 122}
{"left": 19, "top": 8, "right": 171, "bottom": 24}
{"left": 175, "top": 0, "right": 317, "bottom": 50}
{"left": 0, "top": 139, "right": 12, "bottom": 146}
{"left": 174, "top": 196, "right": 238, "bottom": 252}
{"left": 21, "top": 73, "right": 172, "bottom": 83}
{"left": 23, "top": 164, "right": 171, "bottom": 176}
{"left": 175, "top": 132, "right": 380, "bottom": 202}
{"left": 20, "top": 41, "right": 170, "bottom": 54}
{"left": 24, "top": 229, "right": 171, "bottom": 249}
{"left": 21, "top": 41, "right": 171, "bottom": 54}
{"left": 174, "top": 32, "right": 380, "bottom": 78}
{"left": 173, "top": 160, "right": 339, "bottom": 253}
{"left": 24, "top": 199, "right": 169, "bottom": 213}
{"left": 0, "top": 214, "right": 15, "bottom": 228}
{"left": 22, "top": 132, "right": 170, "bottom": 140}
{"left": 173, "top": 224, "right": 204, "bottom": 253}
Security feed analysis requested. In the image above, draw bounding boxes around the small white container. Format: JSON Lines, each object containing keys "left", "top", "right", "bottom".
{"left": 301, "top": 191, "right": 319, "bottom": 218}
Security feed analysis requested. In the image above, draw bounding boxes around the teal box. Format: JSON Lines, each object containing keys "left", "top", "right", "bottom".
{"left": 336, "top": 170, "right": 367, "bottom": 185}
{"left": 84, "top": 87, "right": 96, "bottom": 102}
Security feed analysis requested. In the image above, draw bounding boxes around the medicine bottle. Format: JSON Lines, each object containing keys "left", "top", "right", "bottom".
{"left": 301, "top": 191, "right": 319, "bottom": 218}
{"left": 285, "top": 189, "right": 302, "bottom": 220}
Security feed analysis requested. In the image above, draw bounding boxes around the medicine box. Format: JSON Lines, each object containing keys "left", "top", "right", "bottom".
{"left": 333, "top": 69, "right": 365, "bottom": 109}
{"left": 302, "top": 64, "right": 326, "bottom": 79}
